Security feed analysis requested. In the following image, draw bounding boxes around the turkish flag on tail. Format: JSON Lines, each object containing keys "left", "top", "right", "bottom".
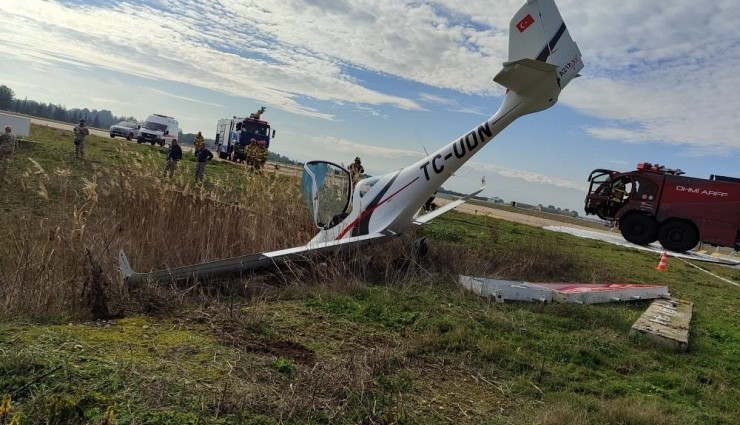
{"left": 516, "top": 14, "right": 535, "bottom": 32}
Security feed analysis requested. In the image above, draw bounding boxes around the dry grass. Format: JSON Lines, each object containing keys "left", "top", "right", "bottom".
{"left": 528, "top": 397, "right": 689, "bottom": 425}
{"left": 0, "top": 144, "right": 316, "bottom": 321}
{"left": 0, "top": 129, "right": 579, "bottom": 322}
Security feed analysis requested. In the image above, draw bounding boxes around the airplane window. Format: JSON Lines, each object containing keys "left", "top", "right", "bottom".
{"left": 633, "top": 177, "right": 658, "bottom": 201}
{"left": 358, "top": 177, "right": 379, "bottom": 198}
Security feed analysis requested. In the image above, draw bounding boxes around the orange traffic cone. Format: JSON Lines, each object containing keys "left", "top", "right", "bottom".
{"left": 656, "top": 251, "right": 668, "bottom": 272}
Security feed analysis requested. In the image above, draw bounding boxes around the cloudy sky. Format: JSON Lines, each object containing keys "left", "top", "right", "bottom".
{"left": 1, "top": 0, "right": 738, "bottom": 212}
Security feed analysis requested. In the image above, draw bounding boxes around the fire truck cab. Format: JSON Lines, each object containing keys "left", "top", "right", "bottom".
{"left": 215, "top": 107, "right": 276, "bottom": 161}
{"left": 584, "top": 163, "right": 740, "bottom": 252}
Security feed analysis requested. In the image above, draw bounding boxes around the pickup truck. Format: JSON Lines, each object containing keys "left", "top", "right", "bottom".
{"left": 109, "top": 121, "right": 140, "bottom": 141}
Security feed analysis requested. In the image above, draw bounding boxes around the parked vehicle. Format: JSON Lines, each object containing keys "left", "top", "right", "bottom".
{"left": 214, "top": 118, "right": 241, "bottom": 160}
{"left": 584, "top": 162, "right": 740, "bottom": 252}
{"left": 137, "top": 114, "right": 179, "bottom": 146}
{"left": 109, "top": 121, "right": 140, "bottom": 141}
{"left": 215, "top": 107, "right": 275, "bottom": 160}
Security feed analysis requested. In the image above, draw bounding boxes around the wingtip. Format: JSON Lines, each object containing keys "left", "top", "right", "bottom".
{"left": 118, "top": 248, "right": 133, "bottom": 278}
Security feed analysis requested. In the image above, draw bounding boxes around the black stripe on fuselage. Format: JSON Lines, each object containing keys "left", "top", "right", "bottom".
{"left": 355, "top": 171, "right": 401, "bottom": 236}
{"left": 536, "top": 22, "right": 566, "bottom": 62}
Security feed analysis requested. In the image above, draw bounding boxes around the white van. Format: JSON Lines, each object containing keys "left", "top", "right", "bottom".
{"left": 137, "top": 114, "right": 179, "bottom": 146}
{"left": 215, "top": 117, "right": 243, "bottom": 159}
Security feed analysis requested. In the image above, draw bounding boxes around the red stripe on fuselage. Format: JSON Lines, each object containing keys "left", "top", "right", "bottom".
{"left": 336, "top": 177, "right": 420, "bottom": 240}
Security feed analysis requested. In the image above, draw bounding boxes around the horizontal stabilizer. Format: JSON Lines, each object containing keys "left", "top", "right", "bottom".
{"left": 493, "top": 58, "right": 559, "bottom": 95}
{"left": 414, "top": 187, "right": 485, "bottom": 225}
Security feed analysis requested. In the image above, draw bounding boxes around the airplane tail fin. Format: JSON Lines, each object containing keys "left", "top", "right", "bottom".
{"left": 494, "top": 0, "right": 583, "bottom": 99}
{"left": 504, "top": 0, "right": 583, "bottom": 89}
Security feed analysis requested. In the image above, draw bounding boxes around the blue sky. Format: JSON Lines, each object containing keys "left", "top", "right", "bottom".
{"left": 1, "top": 0, "right": 738, "bottom": 213}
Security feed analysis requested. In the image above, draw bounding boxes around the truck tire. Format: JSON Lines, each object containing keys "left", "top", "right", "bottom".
{"left": 619, "top": 213, "right": 657, "bottom": 245}
{"left": 658, "top": 220, "right": 699, "bottom": 252}
{"left": 150, "top": 140, "right": 156, "bottom": 146}
{"left": 110, "top": 133, "right": 115, "bottom": 138}
{"left": 126, "top": 133, "right": 133, "bottom": 141}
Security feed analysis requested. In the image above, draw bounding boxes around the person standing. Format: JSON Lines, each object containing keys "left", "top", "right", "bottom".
{"left": 194, "top": 131, "right": 205, "bottom": 150}
{"left": 73, "top": 119, "right": 90, "bottom": 159}
{"left": 164, "top": 139, "right": 183, "bottom": 178}
{"left": 246, "top": 138, "right": 258, "bottom": 169}
{"left": 0, "top": 125, "right": 17, "bottom": 183}
{"left": 194, "top": 144, "right": 213, "bottom": 182}
{"left": 348, "top": 156, "right": 364, "bottom": 186}
{"left": 233, "top": 139, "right": 246, "bottom": 163}
{"left": 256, "top": 140, "right": 269, "bottom": 170}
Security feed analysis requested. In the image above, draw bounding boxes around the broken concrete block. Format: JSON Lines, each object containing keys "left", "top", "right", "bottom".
{"left": 630, "top": 298, "right": 693, "bottom": 353}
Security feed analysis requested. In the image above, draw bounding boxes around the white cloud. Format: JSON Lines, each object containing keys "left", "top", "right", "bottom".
{"left": 146, "top": 89, "right": 225, "bottom": 108}
{"left": 5, "top": 0, "right": 738, "bottom": 156}
{"left": 558, "top": 0, "right": 740, "bottom": 152}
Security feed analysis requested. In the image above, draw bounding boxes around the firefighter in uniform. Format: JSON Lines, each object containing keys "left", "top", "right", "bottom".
{"left": 246, "top": 138, "right": 259, "bottom": 169}
{"left": 193, "top": 131, "right": 205, "bottom": 150}
{"left": 348, "top": 157, "right": 364, "bottom": 186}
{"left": 256, "top": 140, "right": 269, "bottom": 170}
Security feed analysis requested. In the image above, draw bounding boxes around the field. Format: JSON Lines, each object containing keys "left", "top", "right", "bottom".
{"left": 1, "top": 126, "right": 739, "bottom": 424}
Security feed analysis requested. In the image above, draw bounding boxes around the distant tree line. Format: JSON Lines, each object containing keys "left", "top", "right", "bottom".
{"left": 268, "top": 151, "right": 299, "bottom": 165}
{"left": 0, "top": 84, "right": 137, "bottom": 129}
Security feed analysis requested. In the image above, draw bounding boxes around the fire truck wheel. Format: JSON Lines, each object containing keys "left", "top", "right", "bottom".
{"left": 658, "top": 220, "right": 699, "bottom": 253}
{"left": 619, "top": 213, "right": 657, "bottom": 245}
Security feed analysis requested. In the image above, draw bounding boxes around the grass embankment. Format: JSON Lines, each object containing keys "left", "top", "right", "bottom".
{"left": 0, "top": 125, "right": 738, "bottom": 424}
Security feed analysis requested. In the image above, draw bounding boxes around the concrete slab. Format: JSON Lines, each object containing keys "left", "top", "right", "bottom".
{"left": 630, "top": 298, "right": 693, "bottom": 353}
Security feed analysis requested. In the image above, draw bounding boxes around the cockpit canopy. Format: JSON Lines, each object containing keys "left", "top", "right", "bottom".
{"left": 301, "top": 161, "right": 353, "bottom": 229}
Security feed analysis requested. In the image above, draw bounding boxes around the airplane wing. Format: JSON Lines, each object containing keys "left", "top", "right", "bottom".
{"left": 413, "top": 187, "right": 486, "bottom": 225}
{"left": 120, "top": 231, "right": 392, "bottom": 285}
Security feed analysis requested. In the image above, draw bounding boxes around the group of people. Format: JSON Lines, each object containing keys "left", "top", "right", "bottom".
{"left": 0, "top": 119, "right": 90, "bottom": 174}
{"left": 230, "top": 138, "right": 269, "bottom": 170}
{"left": 163, "top": 132, "right": 214, "bottom": 182}
{"left": 246, "top": 138, "right": 269, "bottom": 170}
{"left": 163, "top": 130, "right": 270, "bottom": 182}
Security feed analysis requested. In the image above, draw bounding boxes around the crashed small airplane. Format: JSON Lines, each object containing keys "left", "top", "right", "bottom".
{"left": 120, "top": 0, "right": 584, "bottom": 284}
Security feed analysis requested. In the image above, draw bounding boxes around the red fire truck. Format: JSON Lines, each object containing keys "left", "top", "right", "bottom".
{"left": 584, "top": 163, "right": 740, "bottom": 252}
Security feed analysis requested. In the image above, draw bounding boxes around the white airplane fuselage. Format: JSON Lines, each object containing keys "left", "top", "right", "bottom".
{"left": 309, "top": 90, "right": 561, "bottom": 245}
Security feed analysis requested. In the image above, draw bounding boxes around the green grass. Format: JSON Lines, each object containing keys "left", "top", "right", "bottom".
{"left": 0, "top": 125, "right": 738, "bottom": 424}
